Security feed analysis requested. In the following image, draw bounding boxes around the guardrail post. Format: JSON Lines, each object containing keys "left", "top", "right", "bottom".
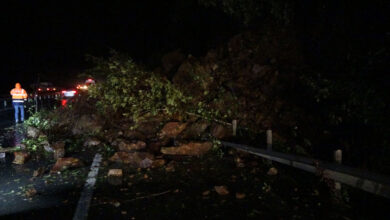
{"left": 266, "top": 129, "right": 272, "bottom": 152}
{"left": 232, "top": 120, "right": 237, "bottom": 136}
{"left": 3, "top": 100, "right": 7, "bottom": 108}
{"left": 334, "top": 149, "right": 343, "bottom": 191}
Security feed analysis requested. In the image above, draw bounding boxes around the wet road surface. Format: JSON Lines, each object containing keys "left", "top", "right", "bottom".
{"left": 0, "top": 110, "right": 89, "bottom": 219}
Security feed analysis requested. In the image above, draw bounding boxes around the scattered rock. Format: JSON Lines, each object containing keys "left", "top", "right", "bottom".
{"left": 26, "top": 126, "right": 40, "bottom": 139}
{"left": 109, "top": 152, "right": 154, "bottom": 168}
{"left": 123, "top": 130, "right": 145, "bottom": 140}
{"left": 83, "top": 138, "right": 101, "bottom": 147}
{"left": 161, "top": 142, "right": 212, "bottom": 156}
{"left": 159, "top": 122, "right": 188, "bottom": 139}
{"left": 202, "top": 190, "right": 210, "bottom": 196}
{"left": 52, "top": 141, "right": 65, "bottom": 159}
{"left": 118, "top": 140, "right": 146, "bottom": 152}
{"left": 180, "top": 121, "right": 209, "bottom": 139}
{"left": 267, "top": 167, "right": 278, "bottom": 176}
{"left": 72, "top": 115, "right": 102, "bottom": 135}
{"left": 235, "top": 192, "right": 246, "bottom": 199}
{"left": 214, "top": 185, "right": 229, "bottom": 196}
{"left": 234, "top": 157, "right": 245, "bottom": 168}
{"left": 135, "top": 120, "right": 162, "bottom": 138}
{"left": 33, "top": 167, "right": 45, "bottom": 177}
{"left": 165, "top": 161, "right": 176, "bottom": 172}
{"left": 13, "top": 151, "right": 30, "bottom": 164}
{"left": 152, "top": 159, "right": 166, "bottom": 168}
{"left": 139, "top": 158, "right": 153, "bottom": 169}
{"left": 25, "top": 187, "right": 37, "bottom": 197}
{"left": 112, "top": 201, "right": 121, "bottom": 208}
{"left": 108, "top": 169, "right": 123, "bottom": 185}
{"left": 42, "top": 140, "right": 52, "bottom": 153}
{"left": 51, "top": 157, "right": 84, "bottom": 173}
{"left": 148, "top": 142, "right": 164, "bottom": 154}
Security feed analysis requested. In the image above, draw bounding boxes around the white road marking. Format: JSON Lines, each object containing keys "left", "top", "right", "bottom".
{"left": 73, "top": 153, "right": 102, "bottom": 220}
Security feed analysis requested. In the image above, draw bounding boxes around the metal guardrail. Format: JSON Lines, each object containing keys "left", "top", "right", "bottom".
{"left": 222, "top": 141, "right": 390, "bottom": 199}
{"left": 0, "top": 98, "right": 13, "bottom": 112}
{"left": 0, "top": 94, "right": 61, "bottom": 113}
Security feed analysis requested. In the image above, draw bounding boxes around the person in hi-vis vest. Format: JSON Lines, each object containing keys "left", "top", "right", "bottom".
{"left": 10, "top": 83, "right": 28, "bottom": 123}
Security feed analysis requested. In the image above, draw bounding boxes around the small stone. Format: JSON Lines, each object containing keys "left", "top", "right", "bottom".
{"left": 83, "top": 138, "right": 101, "bottom": 147}
{"left": 50, "top": 157, "right": 84, "bottom": 173}
{"left": 161, "top": 142, "right": 212, "bottom": 156}
{"left": 113, "top": 201, "right": 121, "bottom": 207}
{"left": 235, "top": 192, "right": 246, "bottom": 199}
{"left": 165, "top": 161, "right": 176, "bottom": 172}
{"left": 33, "top": 167, "right": 45, "bottom": 177}
{"left": 139, "top": 158, "right": 153, "bottom": 169}
{"left": 13, "top": 151, "right": 30, "bottom": 165}
{"left": 26, "top": 126, "right": 40, "bottom": 139}
{"left": 152, "top": 159, "right": 166, "bottom": 168}
{"left": 202, "top": 190, "right": 210, "bottom": 196}
{"left": 25, "top": 188, "right": 37, "bottom": 197}
{"left": 108, "top": 169, "right": 123, "bottom": 185}
{"left": 42, "top": 140, "right": 52, "bottom": 153}
{"left": 159, "top": 122, "right": 188, "bottom": 139}
{"left": 267, "top": 167, "right": 278, "bottom": 176}
{"left": 109, "top": 152, "right": 154, "bottom": 168}
{"left": 52, "top": 141, "right": 65, "bottom": 159}
{"left": 214, "top": 185, "right": 229, "bottom": 196}
{"left": 118, "top": 140, "right": 146, "bottom": 152}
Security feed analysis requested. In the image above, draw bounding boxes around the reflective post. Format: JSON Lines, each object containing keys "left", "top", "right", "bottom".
{"left": 266, "top": 129, "right": 272, "bottom": 152}
{"left": 232, "top": 120, "right": 237, "bottom": 136}
{"left": 334, "top": 149, "right": 343, "bottom": 191}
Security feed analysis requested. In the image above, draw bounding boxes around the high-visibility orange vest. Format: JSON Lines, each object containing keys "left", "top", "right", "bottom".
{"left": 10, "top": 88, "right": 28, "bottom": 103}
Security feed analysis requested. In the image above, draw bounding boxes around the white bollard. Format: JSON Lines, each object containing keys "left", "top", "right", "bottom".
{"left": 266, "top": 129, "right": 272, "bottom": 152}
{"left": 232, "top": 120, "right": 237, "bottom": 136}
{"left": 334, "top": 149, "right": 343, "bottom": 190}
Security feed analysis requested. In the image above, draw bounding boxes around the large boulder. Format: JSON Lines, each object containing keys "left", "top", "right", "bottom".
{"left": 72, "top": 115, "right": 102, "bottom": 135}
{"left": 161, "top": 49, "right": 185, "bottom": 74}
{"left": 159, "top": 122, "right": 188, "bottom": 139}
{"left": 211, "top": 124, "right": 232, "bottom": 139}
{"left": 51, "top": 157, "right": 84, "bottom": 173}
{"left": 172, "top": 58, "right": 213, "bottom": 99}
{"left": 117, "top": 140, "right": 146, "bottom": 152}
{"left": 180, "top": 121, "right": 209, "bottom": 139}
{"left": 13, "top": 151, "right": 30, "bottom": 164}
{"left": 135, "top": 121, "right": 162, "bottom": 139}
{"left": 161, "top": 142, "right": 212, "bottom": 156}
{"left": 109, "top": 152, "right": 154, "bottom": 167}
{"left": 26, "top": 126, "right": 40, "bottom": 139}
{"left": 123, "top": 130, "right": 146, "bottom": 140}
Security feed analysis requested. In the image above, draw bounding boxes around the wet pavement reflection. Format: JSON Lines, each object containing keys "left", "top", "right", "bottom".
{"left": 0, "top": 121, "right": 87, "bottom": 219}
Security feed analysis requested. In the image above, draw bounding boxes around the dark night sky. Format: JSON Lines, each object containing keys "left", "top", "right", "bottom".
{"left": 1, "top": 0, "right": 388, "bottom": 95}
{"left": 0, "top": 0, "right": 237, "bottom": 94}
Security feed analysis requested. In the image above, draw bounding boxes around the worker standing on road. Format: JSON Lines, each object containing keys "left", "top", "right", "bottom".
{"left": 10, "top": 83, "right": 28, "bottom": 123}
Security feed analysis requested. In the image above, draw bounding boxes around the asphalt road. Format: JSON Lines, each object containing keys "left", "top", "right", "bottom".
{"left": 0, "top": 103, "right": 89, "bottom": 220}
